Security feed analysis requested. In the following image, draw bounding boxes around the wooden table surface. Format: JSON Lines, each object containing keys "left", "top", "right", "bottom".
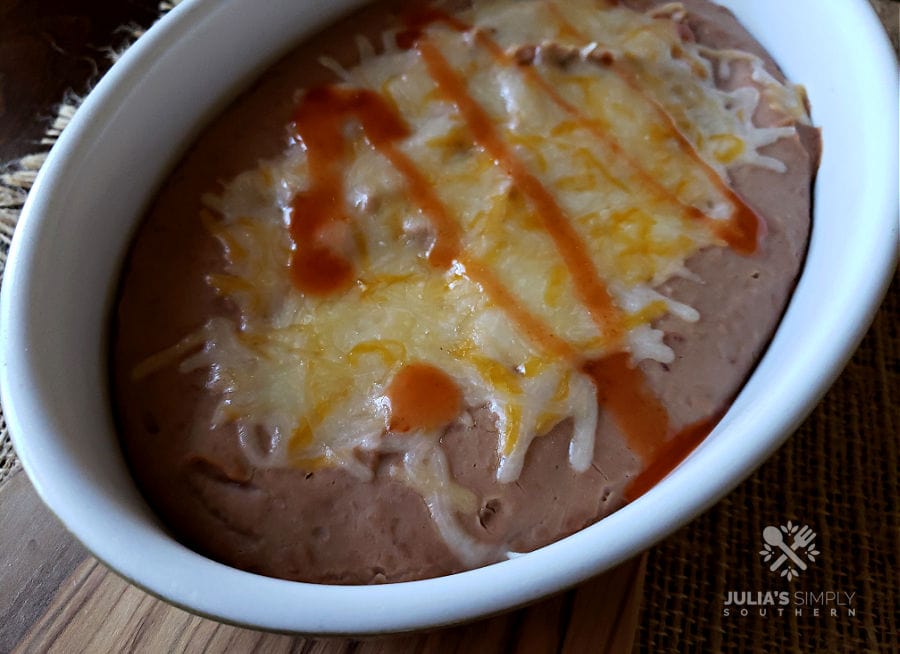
{"left": 0, "top": 469, "right": 644, "bottom": 653}
{"left": 0, "top": 2, "right": 645, "bottom": 651}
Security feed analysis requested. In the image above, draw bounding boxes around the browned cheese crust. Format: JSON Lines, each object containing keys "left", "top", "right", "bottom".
{"left": 113, "top": 0, "right": 819, "bottom": 583}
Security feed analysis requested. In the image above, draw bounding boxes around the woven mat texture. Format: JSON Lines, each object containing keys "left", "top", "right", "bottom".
{"left": 638, "top": 281, "right": 898, "bottom": 652}
{"left": 0, "top": 2, "right": 897, "bottom": 651}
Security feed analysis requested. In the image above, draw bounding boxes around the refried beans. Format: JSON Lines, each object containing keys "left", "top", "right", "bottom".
{"left": 112, "top": 0, "right": 820, "bottom": 583}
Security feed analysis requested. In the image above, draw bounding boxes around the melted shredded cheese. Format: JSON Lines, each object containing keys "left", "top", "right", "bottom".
{"left": 136, "top": 0, "right": 810, "bottom": 565}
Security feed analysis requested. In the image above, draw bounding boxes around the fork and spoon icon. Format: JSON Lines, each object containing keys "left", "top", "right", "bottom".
{"left": 763, "top": 525, "right": 817, "bottom": 572}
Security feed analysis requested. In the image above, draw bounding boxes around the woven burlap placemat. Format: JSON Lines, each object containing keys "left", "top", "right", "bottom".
{"left": 638, "top": 282, "right": 898, "bottom": 651}
{"left": 0, "top": 2, "right": 897, "bottom": 651}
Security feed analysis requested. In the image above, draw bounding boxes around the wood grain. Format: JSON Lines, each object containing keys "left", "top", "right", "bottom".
{"left": 0, "top": 469, "right": 645, "bottom": 653}
{"left": 0, "top": 471, "right": 89, "bottom": 649}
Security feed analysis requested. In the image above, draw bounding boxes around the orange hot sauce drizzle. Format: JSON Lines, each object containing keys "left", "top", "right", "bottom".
{"left": 473, "top": 30, "right": 710, "bottom": 229}
{"left": 377, "top": 144, "right": 461, "bottom": 270}
{"left": 290, "top": 86, "right": 579, "bottom": 400}
{"left": 623, "top": 412, "right": 723, "bottom": 500}
{"left": 383, "top": 140, "right": 577, "bottom": 359}
{"left": 404, "top": 8, "right": 762, "bottom": 254}
{"left": 382, "top": 126, "right": 578, "bottom": 358}
{"left": 582, "top": 353, "right": 669, "bottom": 462}
{"left": 544, "top": 5, "right": 764, "bottom": 252}
{"left": 610, "top": 64, "right": 764, "bottom": 253}
{"left": 411, "top": 33, "right": 718, "bottom": 490}
{"left": 582, "top": 354, "right": 720, "bottom": 500}
{"left": 461, "top": 258, "right": 580, "bottom": 361}
{"left": 289, "top": 87, "right": 359, "bottom": 295}
{"left": 409, "top": 19, "right": 734, "bottom": 492}
{"left": 291, "top": 85, "right": 463, "bottom": 275}
{"left": 534, "top": 3, "right": 747, "bottom": 491}
{"left": 417, "top": 39, "right": 625, "bottom": 344}
{"left": 386, "top": 362, "right": 463, "bottom": 432}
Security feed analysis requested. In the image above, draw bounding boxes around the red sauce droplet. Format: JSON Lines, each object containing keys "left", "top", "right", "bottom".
{"left": 387, "top": 363, "right": 463, "bottom": 432}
